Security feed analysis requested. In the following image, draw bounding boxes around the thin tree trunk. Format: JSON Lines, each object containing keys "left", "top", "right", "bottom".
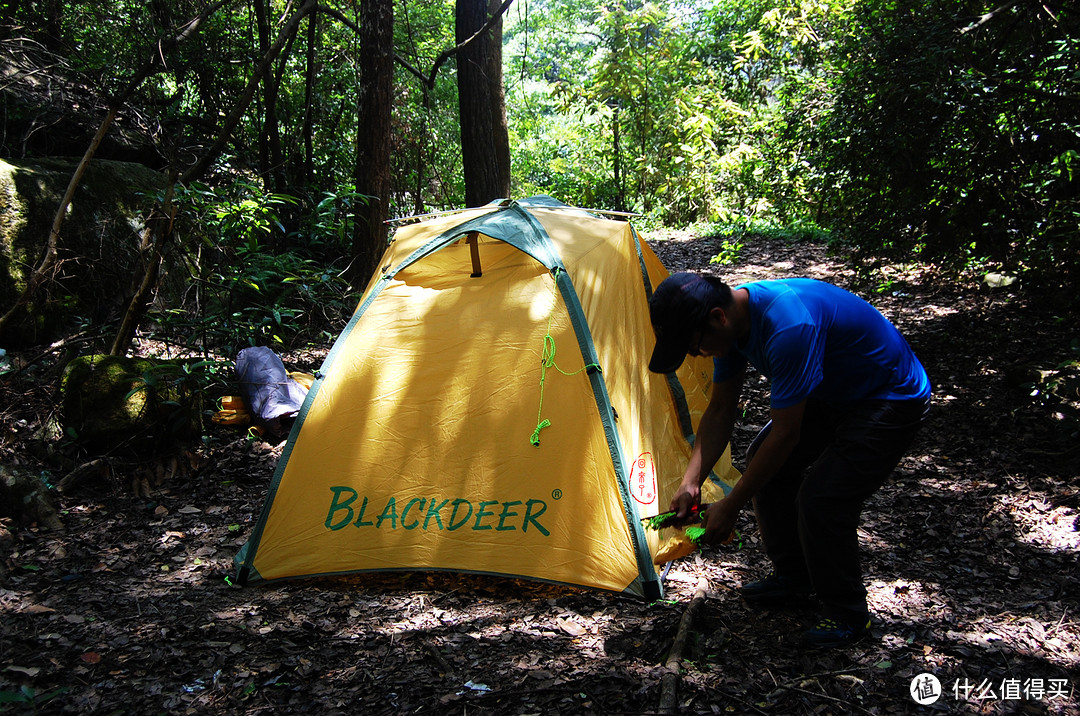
{"left": 0, "top": 108, "right": 116, "bottom": 338}
{"left": 351, "top": 0, "right": 394, "bottom": 287}
{"left": 110, "top": 182, "right": 177, "bottom": 356}
{"left": 456, "top": 0, "right": 511, "bottom": 207}
{"left": 302, "top": 10, "right": 320, "bottom": 191}
{"left": 114, "top": 2, "right": 313, "bottom": 352}
{"left": 0, "top": 1, "right": 230, "bottom": 340}
{"left": 613, "top": 105, "right": 624, "bottom": 212}
{"left": 255, "top": 0, "right": 272, "bottom": 189}
{"left": 181, "top": 0, "right": 316, "bottom": 185}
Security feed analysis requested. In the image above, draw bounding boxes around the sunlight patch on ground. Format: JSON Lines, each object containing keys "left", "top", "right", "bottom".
{"left": 870, "top": 578, "right": 1080, "bottom": 671}
{"left": 374, "top": 599, "right": 614, "bottom": 662}
{"left": 998, "top": 492, "right": 1080, "bottom": 554}
{"left": 959, "top": 615, "right": 1080, "bottom": 670}
{"left": 869, "top": 578, "right": 954, "bottom": 624}
{"left": 916, "top": 303, "right": 960, "bottom": 318}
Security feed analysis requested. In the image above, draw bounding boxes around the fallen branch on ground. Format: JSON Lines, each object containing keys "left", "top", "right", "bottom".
{"left": 658, "top": 576, "right": 709, "bottom": 714}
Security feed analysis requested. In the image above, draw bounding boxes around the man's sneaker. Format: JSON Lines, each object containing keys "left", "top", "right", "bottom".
{"left": 739, "top": 572, "right": 812, "bottom": 606}
{"left": 800, "top": 617, "right": 871, "bottom": 648}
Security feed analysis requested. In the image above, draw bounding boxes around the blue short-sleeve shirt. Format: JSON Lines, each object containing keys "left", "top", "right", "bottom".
{"left": 712, "top": 279, "right": 931, "bottom": 408}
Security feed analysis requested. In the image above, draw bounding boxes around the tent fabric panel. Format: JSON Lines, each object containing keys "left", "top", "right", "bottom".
{"left": 637, "top": 239, "right": 740, "bottom": 501}
{"left": 245, "top": 251, "right": 645, "bottom": 593}
{"left": 550, "top": 265, "right": 659, "bottom": 594}
{"left": 237, "top": 197, "right": 740, "bottom": 597}
{"left": 537, "top": 211, "right": 738, "bottom": 542}
{"left": 526, "top": 207, "right": 674, "bottom": 583}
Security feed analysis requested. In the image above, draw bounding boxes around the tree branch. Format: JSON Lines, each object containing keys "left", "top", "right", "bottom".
{"left": 0, "top": 0, "right": 233, "bottom": 340}
{"left": 321, "top": 0, "right": 515, "bottom": 90}
{"left": 180, "top": 0, "right": 318, "bottom": 184}
{"left": 958, "top": 0, "right": 1022, "bottom": 34}
{"left": 658, "top": 578, "right": 708, "bottom": 714}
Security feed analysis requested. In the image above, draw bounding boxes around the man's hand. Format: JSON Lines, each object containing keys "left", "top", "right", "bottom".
{"left": 699, "top": 498, "right": 738, "bottom": 544}
{"left": 668, "top": 480, "right": 702, "bottom": 526}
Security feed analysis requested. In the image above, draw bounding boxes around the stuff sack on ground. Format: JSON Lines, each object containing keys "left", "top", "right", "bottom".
{"left": 235, "top": 347, "right": 309, "bottom": 436}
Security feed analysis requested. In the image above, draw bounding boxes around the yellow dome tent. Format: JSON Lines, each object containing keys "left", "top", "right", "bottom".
{"left": 234, "top": 197, "right": 739, "bottom": 598}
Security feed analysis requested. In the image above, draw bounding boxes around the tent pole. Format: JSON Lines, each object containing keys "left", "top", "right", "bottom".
{"left": 467, "top": 232, "right": 483, "bottom": 277}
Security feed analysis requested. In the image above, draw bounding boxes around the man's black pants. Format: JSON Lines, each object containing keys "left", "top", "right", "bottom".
{"left": 746, "top": 397, "right": 930, "bottom": 626}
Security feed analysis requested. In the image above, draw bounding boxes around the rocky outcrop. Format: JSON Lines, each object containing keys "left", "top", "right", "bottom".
{"left": 0, "top": 157, "right": 167, "bottom": 346}
{"left": 60, "top": 354, "right": 206, "bottom": 456}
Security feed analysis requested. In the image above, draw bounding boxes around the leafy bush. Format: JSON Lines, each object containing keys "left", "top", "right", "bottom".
{"left": 816, "top": 0, "right": 1080, "bottom": 280}
{"left": 155, "top": 181, "right": 357, "bottom": 357}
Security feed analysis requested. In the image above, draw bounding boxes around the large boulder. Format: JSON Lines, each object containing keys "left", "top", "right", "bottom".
{"left": 60, "top": 354, "right": 206, "bottom": 456}
{"left": 0, "top": 157, "right": 168, "bottom": 346}
{"left": 0, "top": 464, "right": 64, "bottom": 532}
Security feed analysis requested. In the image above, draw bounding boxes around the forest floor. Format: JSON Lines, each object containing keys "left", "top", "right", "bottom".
{"left": 1, "top": 231, "right": 1079, "bottom": 715}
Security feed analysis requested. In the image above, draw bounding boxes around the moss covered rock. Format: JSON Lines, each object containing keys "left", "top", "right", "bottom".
{"left": 60, "top": 354, "right": 205, "bottom": 455}
{"left": 0, "top": 158, "right": 167, "bottom": 346}
{"left": 0, "top": 464, "right": 63, "bottom": 532}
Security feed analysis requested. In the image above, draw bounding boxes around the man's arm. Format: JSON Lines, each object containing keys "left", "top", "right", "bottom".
{"left": 670, "top": 370, "right": 744, "bottom": 519}
{"left": 699, "top": 398, "right": 806, "bottom": 543}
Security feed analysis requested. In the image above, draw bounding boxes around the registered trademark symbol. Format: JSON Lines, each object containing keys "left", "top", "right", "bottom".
{"left": 552, "top": 489, "right": 563, "bottom": 500}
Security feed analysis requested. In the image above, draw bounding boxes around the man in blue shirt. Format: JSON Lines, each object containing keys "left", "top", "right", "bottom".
{"left": 649, "top": 272, "right": 931, "bottom": 647}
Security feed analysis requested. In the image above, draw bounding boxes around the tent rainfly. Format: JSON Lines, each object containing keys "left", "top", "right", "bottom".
{"left": 234, "top": 196, "right": 739, "bottom": 598}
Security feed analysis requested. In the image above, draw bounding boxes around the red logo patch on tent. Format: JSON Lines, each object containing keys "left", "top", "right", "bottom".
{"left": 631, "top": 452, "right": 657, "bottom": 506}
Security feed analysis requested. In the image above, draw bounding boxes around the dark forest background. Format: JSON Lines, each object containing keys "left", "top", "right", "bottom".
{"left": 1, "top": 0, "right": 1077, "bottom": 357}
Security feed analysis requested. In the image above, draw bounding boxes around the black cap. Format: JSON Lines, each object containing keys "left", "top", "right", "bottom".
{"left": 648, "top": 272, "right": 721, "bottom": 373}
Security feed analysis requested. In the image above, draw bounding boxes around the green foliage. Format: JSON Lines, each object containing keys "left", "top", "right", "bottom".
{"left": 508, "top": 97, "right": 622, "bottom": 206}
{"left": 7, "top": 0, "right": 1079, "bottom": 360}
{"left": 0, "top": 684, "right": 69, "bottom": 713}
{"left": 506, "top": 0, "right": 851, "bottom": 227}
{"left": 157, "top": 181, "right": 356, "bottom": 356}
{"left": 125, "top": 359, "right": 224, "bottom": 405}
{"left": 198, "top": 181, "right": 300, "bottom": 253}
{"left": 816, "top": 0, "right": 1080, "bottom": 278}
{"left": 710, "top": 236, "right": 745, "bottom": 266}
{"left": 1022, "top": 337, "right": 1080, "bottom": 432}
{"left": 508, "top": 0, "right": 1079, "bottom": 285}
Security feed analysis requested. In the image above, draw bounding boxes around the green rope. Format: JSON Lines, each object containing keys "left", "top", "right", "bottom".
{"left": 685, "top": 527, "right": 707, "bottom": 545}
{"left": 531, "top": 269, "right": 599, "bottom": 447}
{"left": 643, "top": 512, "right": 675, "bottom": 531}
{"left": 530, "top": 419, "right": 551, "bottom": 447}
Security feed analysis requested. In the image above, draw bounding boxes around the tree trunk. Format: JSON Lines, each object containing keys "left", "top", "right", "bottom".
{"left": 110, "top": 183, "right": 177, "bottom": 356}
{"left": 456, "top": 0, "right": 510, "bottom": 207}
{"left": 180, "top": 0, "right": 316, "bottom": 185}
{"left": 302, "top": 10, "right": 320, "bottom": 192}
{"left": 613, "top": 105, "right": 625, "bottom": 212}
{"left": 351, "top": 0, "right": 394, "bottom": 287}
{"left": 255, "top": 0, "right": 272, "bottom": 188}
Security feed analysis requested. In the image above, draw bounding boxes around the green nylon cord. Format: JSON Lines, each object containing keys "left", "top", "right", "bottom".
{"left": 685, "top": 527, "right": 707, "bottom": 545}
{"left": 531, "top": 269, "right": 600, "bottom": 447}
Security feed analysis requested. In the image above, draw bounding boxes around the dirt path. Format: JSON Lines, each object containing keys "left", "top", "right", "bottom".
{"left": 1, "top": 232, "right": 1078, "bottom": 714}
